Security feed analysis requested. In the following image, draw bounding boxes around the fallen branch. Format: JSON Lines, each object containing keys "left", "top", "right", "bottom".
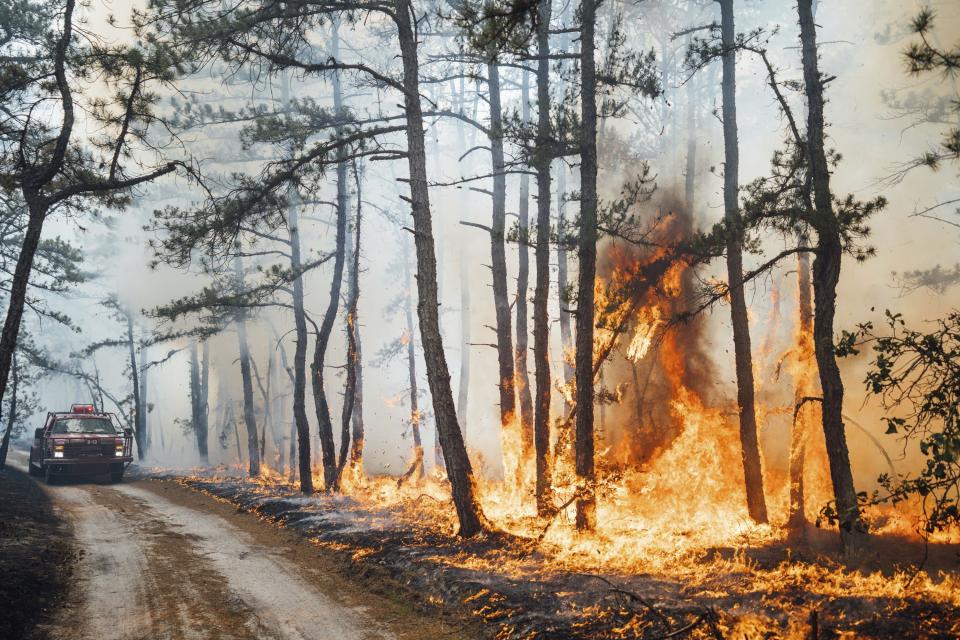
{"left": 580, "top": 573, "right": 672, "bottom": 628}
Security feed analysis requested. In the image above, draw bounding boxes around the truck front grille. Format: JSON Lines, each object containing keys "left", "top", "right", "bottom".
{"left": 63, "top": 441, "right": 114, "bottom": 458}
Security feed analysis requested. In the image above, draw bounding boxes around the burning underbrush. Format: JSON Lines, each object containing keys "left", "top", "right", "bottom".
{"left": 159, "top": 204, "right": 958, "bottom": 638}
{"left": 167, "top": 464, "right": 960, "bottom": 639}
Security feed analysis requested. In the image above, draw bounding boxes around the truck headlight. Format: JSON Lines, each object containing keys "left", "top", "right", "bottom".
{"left": 54, "top": 451, "right": 64, "bottom": 458}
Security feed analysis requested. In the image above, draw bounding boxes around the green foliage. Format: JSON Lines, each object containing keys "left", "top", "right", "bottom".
{"left": 842, "top": 309, "right": 960, "bottom": 534}
{"left": 2, "top": 0, "right": 187, "bottom": 220}
{"left": 150, "top": 255, "right": 327, "bottom": 335}
{"left": 451, "top": 0, "right": 540, "bottom": 57}
{"left": 901, "top": 7, "right": 960, "bottom": 171}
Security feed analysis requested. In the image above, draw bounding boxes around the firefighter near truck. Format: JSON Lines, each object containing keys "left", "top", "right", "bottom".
{"left": 28, "top": 405, "right": 134, "bottom": 483}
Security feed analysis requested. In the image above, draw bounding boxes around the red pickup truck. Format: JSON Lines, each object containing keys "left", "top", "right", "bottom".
{"left": 28, "top": 405, "right": 134, "bottom": 483}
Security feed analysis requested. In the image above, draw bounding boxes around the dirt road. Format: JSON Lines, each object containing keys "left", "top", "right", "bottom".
{"left": 9, "top": 453, "right": 473, "bottom": 640}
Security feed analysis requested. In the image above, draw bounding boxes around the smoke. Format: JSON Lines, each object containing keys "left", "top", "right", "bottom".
{"left": 11, "top": 0, "right": 958, "bottom": 510}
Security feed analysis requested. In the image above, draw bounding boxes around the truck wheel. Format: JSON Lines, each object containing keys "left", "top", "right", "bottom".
{"left": 110, "top": 470, "right": 124, "bottom": 483}
{"left": 44, "top": 465, "right": 57, "bottom": 485}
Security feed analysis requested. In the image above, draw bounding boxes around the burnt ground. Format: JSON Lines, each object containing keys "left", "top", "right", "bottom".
{"left": 0, "top": 464, "right": 76, "bottom": 640}
{"left": 176, "top": 475, "right": 960, "bottom": 640}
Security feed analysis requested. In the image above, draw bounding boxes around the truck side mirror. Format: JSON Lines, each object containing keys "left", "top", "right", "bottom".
{"left": 124, "top": 428, "right": 133, "bottom": 437}
{"left": 34, "top": 427, "right": 44, "bottom": 439}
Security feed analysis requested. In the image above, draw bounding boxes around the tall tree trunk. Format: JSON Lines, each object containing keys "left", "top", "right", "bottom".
{"left": 555, "top": 0, "right": 575, "bottom": 403}
{"left": 575, "top": 0, "right": 599, "bottom": 532}
{"left": 719, "top": 0, "right": 768, "bottom": 524}
{"left": 797, "top": 0, "right": 863, "bottom": 555}
{"left": 556, "top": 164, "right": 574, "bottom": 393}
{"left": 533, "top": 0, "right": 554, "bottom": 516}
{"left": 458, "top": 237, "right": 471, "bottom": 440}
{"left": 126, "top": 312, "right": 146, "bottom": 461}
{"left": 233, "top": 258, "right": 261, "bottom": 477}
{"left": 487, "top": 62, "right": 518, "bottom": 457}
{"left": 787, "top": 0, "right": 818, "bottom": 539}
{"left": 309, "top": 24, "right": 351, "bottom": 491}
{"left": 140, "top": 342, "right": 150, "bottom": 450}
{"left": 189, "top": 339, "right": 209, "bottom": 463}
{"left": 515, "top": 69, "right": 535, "bottom": 465}
{"left": 395, "top": 0, "right": 487, "bottom": 536}
{"left": 277, "top": 72, "right": 312, "bottom": 491}
{"left": 311, "top": 23, "right": 349, "bottom": 491}
{"left": 336, "top": 164, "right": 363, "bottom": 486}
{"left": 348, "top": 168, "right": 365, "bottom": 469}
{"left": 400, "top": 235, "right": 424, "bottom": 483}
{"left": 0, "top": 352, "right": 19, "bottom": 469}
{"left": 200, "top": 340, "right": 210, "bottom": 457}
{"left": 286, "top": 184, "right": 313, "bottom": 492}
{"left": 787, "top": 247, "right": 815, "bottom": 534}
{"left": 457, "top": 73, "right": 472, "bottom": 442}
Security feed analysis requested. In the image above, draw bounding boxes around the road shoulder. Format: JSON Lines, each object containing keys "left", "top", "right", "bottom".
{"left": 134, "top": 477, "right": 485, "bottom": 640}
{"left": 0, "top": 464, "right": 76, "bottom": 640}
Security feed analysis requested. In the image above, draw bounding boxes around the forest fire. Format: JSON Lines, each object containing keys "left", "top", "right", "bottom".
{"left": 3, "top": 0, "right": 959, "bottom": 636}
{"left": 166, "top": 201, "right": 960, "bottom": 636}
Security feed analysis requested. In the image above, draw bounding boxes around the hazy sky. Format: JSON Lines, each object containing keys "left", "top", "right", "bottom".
{"left": 32, "top": 0, "right": 960, "bottom": 487}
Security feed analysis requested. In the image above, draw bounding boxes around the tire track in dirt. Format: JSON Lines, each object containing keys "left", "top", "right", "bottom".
{"left": 38, "top": 479, "right": 397, "bottom": 640}
{"left": 41, "top": 483, "right": 262, "bottom": 640}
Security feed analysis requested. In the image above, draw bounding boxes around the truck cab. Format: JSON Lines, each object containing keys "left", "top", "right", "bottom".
{"left": 28, "top": 405, "right": 134, "bottom": 483}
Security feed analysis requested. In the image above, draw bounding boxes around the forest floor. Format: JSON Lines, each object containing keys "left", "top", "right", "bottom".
{"left": 172, "top": 472, "right": 960, "bottom": 640}
{"left": 4, "top": 450, "right": 480, "bottom": 640}
{"left": 0, "top": 461, "right": 76, "bottom": 640}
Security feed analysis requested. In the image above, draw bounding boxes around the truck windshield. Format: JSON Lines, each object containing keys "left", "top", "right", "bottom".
{"left": 51, "top": 418, "right": 116, "bottom": 435}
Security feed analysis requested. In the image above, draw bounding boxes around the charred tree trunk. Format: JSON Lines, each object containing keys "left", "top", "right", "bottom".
{"left": 189, "top": 339, "right": 209, "bottom": 464}
{"left": 251, "top": 356, "right": 278, "bottom": 466}
{"left": 278, "top": 72, "right": 312, "bottom": 491}
{"left": 575, "top": 0, "right": 599, "bottom": 532}
{"left": 719, "top": 0, "right": 768, "bottom": 524}
{"left": 400, "top": 235, "right": 424, "bottom": 483}
{"left": 336, "top": 164, "right": 363, "bottom": 486}
{"left": 798, "top": 0, "right": 864, "bottom": 554}
{"left": 555, "top": 0, "right": 575, "bottom": 401}
{"left": 348, "top": 173, "right": 365, "bottom": 469}
{"left": 533, "top": 0, "right": 554, "bottom": 516}
{"left": 312, "top": 24, "right": 349, "bottom": 491}
{"left": 200, "top": 340, "right": 210, "bottom": 460}
{"left": 396, "top": 0, "right": 487, "bottom": 536}
{"left": 126, "top": 312, "right": 146, "bottom": 461}
{"left": 286, "top": 195, "right": 313, "bottom": 492}
{"left": 787, "top": 0, "right": 818, "bottom": 540}
{"left": 234, "top": 258, "right": 261, "bottom": 477}
{"left": 0, "top": 352, "right": 19, "bottom": 470}
{"left": 487, "top": 62, "right": 518, "bottom": 448}
{"left": 516, "top": 70, "right": 535, "bottom": 465}
{"left": 141, "top": 344, "right": 151, "bottom": 450}
{"left": 556, "top": 165, "right": 574, "bottom": 393}
{"left": 311, "top": 184, "right": 346, "bottom": 490}
{"left": 787, "top": 247, "right": 815, "bottom": 535}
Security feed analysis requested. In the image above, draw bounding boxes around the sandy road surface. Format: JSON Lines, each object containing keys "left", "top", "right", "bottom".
{"left": 9, "top": 452, "right": 470, "bottom": 640}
